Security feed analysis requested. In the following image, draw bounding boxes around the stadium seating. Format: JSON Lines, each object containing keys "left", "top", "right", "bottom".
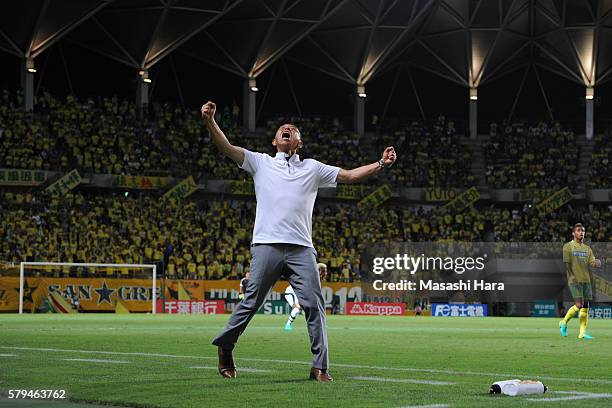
{"left": 265, "top": 114, "right": 473, "bottom": 187}
{"left": 484, "top": 121, "right": 579, "bottom": 189}
{"left": 491, "top": 204, "right": 611, "bottom": 242}
{"left": 1, "top": 92, "right": 611, "bottom": 282}
{"left": 2, "top": 190, "right": 610, "bottom": 281}
{"left": 1, "top": 92, "right": 472, "bottom": 187}
{"left": 589, "top": 132, "right": 611, "bottom": 188}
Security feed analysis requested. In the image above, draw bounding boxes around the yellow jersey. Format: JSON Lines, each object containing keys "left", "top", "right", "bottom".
{"left": 562, "top": 240, "right": 596, "bottom": 284}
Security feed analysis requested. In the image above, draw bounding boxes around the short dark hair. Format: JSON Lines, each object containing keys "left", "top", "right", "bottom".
{"left": 573, "top": 223, "right": 584, "bottom": 231}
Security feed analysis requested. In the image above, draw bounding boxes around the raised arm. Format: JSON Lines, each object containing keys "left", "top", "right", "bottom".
{"left": 336, "top": 146, "right": 397, "bottom": 184}
{"left": 201, "top": 101, "right": 245, "bottom": 165}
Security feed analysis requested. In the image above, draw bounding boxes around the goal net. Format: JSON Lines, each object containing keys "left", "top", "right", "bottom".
{"left": 14, "top": 262, "right": 158, "bottom": 314}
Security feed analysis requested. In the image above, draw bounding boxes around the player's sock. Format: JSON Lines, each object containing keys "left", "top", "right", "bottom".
{"left": 578, "top": 308, "right": 589, "bottom": 338}
{"left": 563, "top": 305, "right": 579, "bottom": 324}
{"left": 287, "top": 307, "right": 301, "bottom": 325}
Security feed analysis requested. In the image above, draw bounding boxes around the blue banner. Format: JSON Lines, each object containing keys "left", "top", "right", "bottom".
{"left": 431, "top": 303, "right": 487, "bottom": 317}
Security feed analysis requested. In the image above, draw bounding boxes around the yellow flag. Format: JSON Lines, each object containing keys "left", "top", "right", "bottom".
{"left": 178, "top": 281, "right": 192, "bottom": 300}
{"left": 115, "top": 299, "right": 131, "bottom": 314}
{"left": 47, "top": 292, "right": 77, "bottom": 314}
{"left": 163, "top": 176, "right": 197, "bottom": 201}
{"left": 46, "top": 169, "right": 81, "bottom": 195}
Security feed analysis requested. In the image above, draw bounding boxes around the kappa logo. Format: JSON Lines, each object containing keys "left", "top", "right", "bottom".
{"left": 363, "top": 304, "right": 402, "bottom": 315}
{"left": 350, "top": 303, "right": 364, "bottom": 314}
{"left": 348, "top": 302, "right": 404, "bottom": 316}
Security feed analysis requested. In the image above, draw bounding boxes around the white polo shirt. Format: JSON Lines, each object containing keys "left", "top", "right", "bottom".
{"left": 240, "top": 149, "right": 340, "bottom": 247}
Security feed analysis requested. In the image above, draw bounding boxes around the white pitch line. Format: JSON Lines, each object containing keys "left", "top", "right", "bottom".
{"left": 527, "top": 391, "right": 612, "bottom": 402}
{"left": 397, "top": 405, "right": 449, "bottom": 408}
{"left": 238, "top": 357, "right": 612, "bottom": 386}
{"left": 0, "top": 353, "right": 17, "bottom": 357}
{"left": 553, "top": 391, "right": 596, "bottom": 395}
{"left": 63, "top": 358, "right": 129, "bottom": 364}
{"left": 1, "top": 346, "right": 217, "bottom": 361}
{"left": 352, "top": 376, "right": 454, "bottom": 386}
{"left": 3, "top": 346, "right": 612, "bottom": 385}
{"left": 190, "top": 366, "right": 270, "bottom": 373}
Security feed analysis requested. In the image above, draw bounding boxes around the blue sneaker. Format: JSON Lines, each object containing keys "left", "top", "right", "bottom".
{"left": 579, "top": 332, "right": 594, "bottom": 340}
{"left": 559, "top": 321, "right": 567, "bottom": 337}
{"left": 284, "top": 323, "right": 292, "bottom": 331}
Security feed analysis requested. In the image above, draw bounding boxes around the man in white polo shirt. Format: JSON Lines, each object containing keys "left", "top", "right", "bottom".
{"left": 202, "top": 101, "right": 396, "bottom": 382}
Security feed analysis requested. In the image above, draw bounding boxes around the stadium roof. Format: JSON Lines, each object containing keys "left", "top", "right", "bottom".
{"left": 2, "top": 0, "right": 612, "bottom": 121}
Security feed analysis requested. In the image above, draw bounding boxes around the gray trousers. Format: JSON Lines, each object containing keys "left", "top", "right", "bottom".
{"left": 212, "top": 243, "right": 329, "bottom": 369}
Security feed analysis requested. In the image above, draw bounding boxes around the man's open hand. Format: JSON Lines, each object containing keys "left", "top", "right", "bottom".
{"left": 382, "top": 146, "right": 397, "bottom": 167}
{"left": 201, "top": 101, "right": 216, "bottom": 122}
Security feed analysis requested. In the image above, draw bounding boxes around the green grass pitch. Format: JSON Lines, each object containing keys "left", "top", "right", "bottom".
{"left": 0, "top": 314, "right": 611, "bottom": 407}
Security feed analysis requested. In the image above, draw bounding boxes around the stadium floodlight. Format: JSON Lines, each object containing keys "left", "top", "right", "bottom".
{"left": 357, "top": 85, "right": 366, "bottom": 98}
{"left": 26, "top": 58, "right": 36, "bottom": 73}
{"left": 19, "top": 262, "right": 158, "bottom": 314}
{"left": 585, "top": 87, "right": 594, "bottom": 100}
{"left": 249, "top": 78, "right": 258, "bottom": 92}
{"left": 139, "top": 70, "right": 151, "bottom": 83}
{"left": 469, "top": 87, "right": 478, "bottom": 100}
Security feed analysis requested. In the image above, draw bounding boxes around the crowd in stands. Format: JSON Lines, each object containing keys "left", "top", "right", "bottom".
{"left": 589, "top": 132, "right": 611, "bottom": 188}
{"left": 2, "top": 91, "right": 611, "bottom": 282}
{"left": 257, "top": 114, "right": 471, "bottom": 187}
{"left": 2, "top": 91, "right": 611, "bottom": 190}
{"left": 1, "top": 91, "right": 472, "bottom": 188}
{"left": 276, "top": 114, "right": 474, "bottom": 188}
{"left": 485, "top": 121, "right": 580, "bottom": 189}
{"left": 374, "top": 115, "right": 473, "bottom": 187}
{"left": 2, "top": 190, "right": 609, "bottom": 282}
{"left": 491, "top": 204, "right": 611, "bottom": 242}
{"left": 0, "top": 90, "right": 230, "bottom": 179}
{"left": 0, "top": 191, "right": 443, "bottom": 282}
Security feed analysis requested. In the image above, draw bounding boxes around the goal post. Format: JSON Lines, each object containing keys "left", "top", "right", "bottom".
{"left": 19, "top": 262, "right": 157, "bottom": 314}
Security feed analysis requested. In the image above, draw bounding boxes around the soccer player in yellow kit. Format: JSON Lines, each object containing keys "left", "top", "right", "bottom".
{"left": 559, "top": 223, "right": 602, "bottom": 339}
